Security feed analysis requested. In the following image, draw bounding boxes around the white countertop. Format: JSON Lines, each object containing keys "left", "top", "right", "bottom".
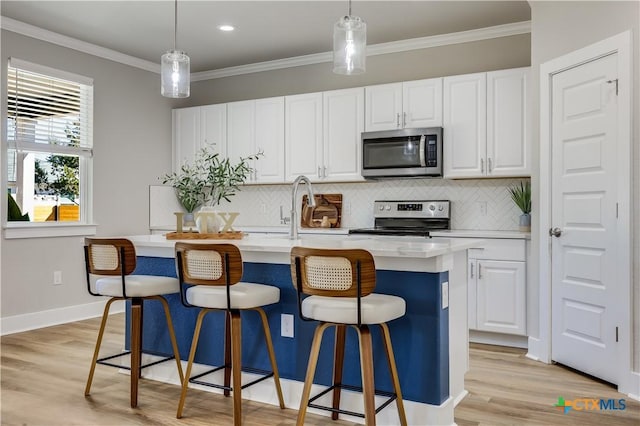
{"left": 130, "top": 233, "right": 482, "bottom": 273}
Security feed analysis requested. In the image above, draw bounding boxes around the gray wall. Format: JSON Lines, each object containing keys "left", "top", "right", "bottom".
{"left": 182, "top": 34, "right": 531, "bottom": 106}
{"left": 1, "top": 30, "right": 175, "bottom": 318}
{"left": 529, "top": 1, "right": 639, "bottom": 370}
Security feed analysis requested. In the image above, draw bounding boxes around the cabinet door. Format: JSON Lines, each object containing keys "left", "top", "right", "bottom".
{"left": 487, "top": 67, "right": 530, "bottom": 177}
{"left": 402, "top": 78, "right": 443, "bottom": 128}
{"left": 227, "top": 100, "right": 256, "bottom": 168}
{"left": 476, "top": 260, "right": 526, "bottom": 335}
{"left": 443, "top": 73, "right": 487, "bottom": 178}
{"left": 323, "top": 88, "right": 364, "bottom": 182}
{"left": 255, "top": 97, "right": 285, "bottom": 183}
{"left": 364, "top": 83, "right": 402, "bottom": 131}
{"left": 173, "top": 106, "right": 200, "bottom": 171}
{"left": 200, "top": 104, "right": 226, "bottom": 158}
{"left": 285, "top": 92, "right": 323, "bottom": 181}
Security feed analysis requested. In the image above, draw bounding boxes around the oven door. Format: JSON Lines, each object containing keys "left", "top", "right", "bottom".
{"left": 361, "top": 128, "right": 442, "bottom": 178}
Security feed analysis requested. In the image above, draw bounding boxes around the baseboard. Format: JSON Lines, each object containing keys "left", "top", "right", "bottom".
{"left": 141, "top": 357, "right": 456, "bottom": 426}
{"left": 0, "top": 299, "right": 124, "bottom": 336}
{"left": 525, "top": 336, "right": 551, "bottom": 363}
{"left": 620, "top": 371, "right": 640, "bottom": 401}
{"left": 469, "top": 330, "right": 528, "bottom": 349}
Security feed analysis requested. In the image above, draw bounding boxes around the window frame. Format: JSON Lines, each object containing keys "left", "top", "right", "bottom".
{"left": 3, "top": 58, "right": 95, "bottom": 239}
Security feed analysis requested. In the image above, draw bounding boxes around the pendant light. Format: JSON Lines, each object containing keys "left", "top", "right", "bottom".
{"left": 333, "top": 0, "right": 366, "bottom": 75}
{"left": 161, "top": 0, "right": 190, "bottom": 98}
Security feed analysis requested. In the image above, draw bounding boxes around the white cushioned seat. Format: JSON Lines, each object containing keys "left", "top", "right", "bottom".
{"left": 186, "top": 282, "right": 280, "bottom": 310}
{"left": 301, "top": 293, "right": 406, "bottom": 325}
{"left": 96, "top": 275, "right": 179, "bottom": 298}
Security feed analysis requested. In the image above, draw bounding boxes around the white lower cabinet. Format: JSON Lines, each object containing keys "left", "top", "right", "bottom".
{"left": 467, "top": 239, "right": 527, "bottom": 336}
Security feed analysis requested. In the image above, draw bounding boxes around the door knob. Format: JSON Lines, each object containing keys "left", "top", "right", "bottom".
{"left": 549, "top": 227, "right": 562, "bottom": 237}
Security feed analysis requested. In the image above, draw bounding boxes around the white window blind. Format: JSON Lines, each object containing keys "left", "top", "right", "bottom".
{"left": 7, "top": 58, "right": 93, "bottom": 156}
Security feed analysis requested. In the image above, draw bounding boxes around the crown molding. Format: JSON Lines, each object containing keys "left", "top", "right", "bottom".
{"left": 0, "top": 16, "right": 160, "bottom": 73}
{"left": 1, "top": 16, "right": 530, "bottom": 81}
{"left": 192, "top": 20, "right": 531, "bottom": 81}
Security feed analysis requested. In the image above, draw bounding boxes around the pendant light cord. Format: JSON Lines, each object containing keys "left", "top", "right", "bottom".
{"left": 348, "top": 0, "right": 352, "bottom": 16}
{"left": 173, "top": 0, "right": 178, "bottom": 50}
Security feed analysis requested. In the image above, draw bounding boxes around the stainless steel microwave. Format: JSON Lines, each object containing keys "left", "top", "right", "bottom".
{"left": 361, "top": 127, "right": 443, "bottom": 178}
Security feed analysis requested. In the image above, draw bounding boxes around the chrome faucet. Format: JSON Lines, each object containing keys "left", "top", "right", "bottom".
{"left": 290, "top": 175, "right": 316, "bottom": 240}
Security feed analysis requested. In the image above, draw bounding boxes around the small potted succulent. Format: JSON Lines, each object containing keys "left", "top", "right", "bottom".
{"left": 161, "top": 147, "right": 261, "bottom": 231}
{"left": 508, "top": 181, "right": 531, "bottom": 232}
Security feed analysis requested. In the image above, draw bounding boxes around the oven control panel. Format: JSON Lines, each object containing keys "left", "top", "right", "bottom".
{"left": 373, "top": 200, "right": 450, "bottom": 219}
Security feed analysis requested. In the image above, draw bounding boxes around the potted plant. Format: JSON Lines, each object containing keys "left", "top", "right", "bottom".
{"left": 161, "top": 147, "right": 260, "bottom": 232}
{"left": 508, "top": 181, "right": 531, "bottom": 232}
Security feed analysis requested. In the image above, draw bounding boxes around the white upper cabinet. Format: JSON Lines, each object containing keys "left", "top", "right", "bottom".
{"left": 365, "top": 83, "right": 402, "bottom": 131}
{"left": 322, "top": 87, "right": 364, "bottom": 182}
{"left": 173, "top": 104, "right": 226, "bottom": 172}
{"left": 443, "top": 67, "right": 530, "bottom": 179}
{"left": 443, "top": 72, "right": 487, "bottom": 178}
{"left": 365, "top": 78, "right": 442, "bottom": 131}
{"left": 254, "top": 97, "right": 285, "bottom": 183}
{"left": 402, "top": 78, "right": 443, "bottom": 128}
{"left": 228, "top": 97, "right": 284, "bottom": 184}
{"left": 486, "top": 67, "right": 530, "bottom": 177}
{"left": 285, "top": 92, "right": 323, "bottom": 181}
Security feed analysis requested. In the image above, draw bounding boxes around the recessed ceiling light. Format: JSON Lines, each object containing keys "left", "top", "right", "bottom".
{"left": 218, "top": 25, "right": 235, "bottom": 32}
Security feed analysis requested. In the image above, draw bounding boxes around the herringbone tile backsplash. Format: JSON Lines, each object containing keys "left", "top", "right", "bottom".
{"left": 215, "top": 178, "right": 530, "bottom": 231}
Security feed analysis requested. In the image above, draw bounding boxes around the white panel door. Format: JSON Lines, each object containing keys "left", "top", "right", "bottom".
{"left": 254, "top": 97, "right": 285, "bottom": 183}
{"left": 443, "top": 73, "right": 486, "bottom": 178}
{"left": 364, "top": 83, "right": 402, "bottom": 131}
{"left": 285, "top": 92, "right": 323, "bottom": 181}
{"left": 227, "top": 100, "right": 256, "bottom": 164}
{"left": 200, "top": 104, "right": 226, "bottom": 158}
{"left": 402, "top": 78, "right": 443, "bottom": 128}
{"left": 323, "top": 87, "right": 364, "bottom": 182}
{"left": 476, "top": 260, "right": 526, "bottom": 335}
{"left": 551, "top": 53, "right": 619, "bottom": 383}
{"left": 173, "top": 106, "right": 200, "bottom": 171}
{"left": 487, "top": 67, "right": 530, "bottom": 177}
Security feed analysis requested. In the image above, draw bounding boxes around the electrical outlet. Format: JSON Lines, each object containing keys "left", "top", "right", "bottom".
{"left": 441, "top": 281, "right": 449, "bottom": 309}
{"left": 53, "top": 270, "right": 62, "bottom": 285}
{"left": 260, "top": 203, "right": 267, "bottom": 215}
{"left": 478, "top": 201, "right": 487, "bottom": 216}
{"left": 344, "top": 202, "right": 351, "bottom": 216}
{"left": 281, "top": 314, "right": 294, "bottom": 338}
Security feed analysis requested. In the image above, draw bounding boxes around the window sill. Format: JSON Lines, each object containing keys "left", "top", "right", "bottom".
{"left": 3, "top": 222, "right": 97, "bottom": 239}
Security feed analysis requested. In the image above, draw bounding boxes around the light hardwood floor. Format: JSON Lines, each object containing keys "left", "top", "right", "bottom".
{"left": 1, "top": 314, "right": 638, "bottom": 425}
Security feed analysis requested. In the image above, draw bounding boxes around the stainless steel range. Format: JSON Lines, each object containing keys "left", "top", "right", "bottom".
{"left": 349, "top": 200, "right": 450, "bottom": 237}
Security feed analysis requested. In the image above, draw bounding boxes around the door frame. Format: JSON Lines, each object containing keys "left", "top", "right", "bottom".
{"left": 538, "top": 31, "right": 633, "bottom": 393}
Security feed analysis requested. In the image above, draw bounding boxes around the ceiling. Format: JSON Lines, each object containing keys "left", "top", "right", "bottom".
{"left": 1, "top": 1, "right": 531, "bottom": 73}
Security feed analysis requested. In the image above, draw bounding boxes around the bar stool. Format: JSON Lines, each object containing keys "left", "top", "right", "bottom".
{"left": 174, "top": 242, "right": 285, "bottom": 425}
{"left": 83, "top": 238, "right": 184, "bottom": 408}
{"left": 290, "top": 247, "right": 408, "bottom": 426}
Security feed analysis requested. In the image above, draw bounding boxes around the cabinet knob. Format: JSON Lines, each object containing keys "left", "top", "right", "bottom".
{"left": 396, "top": 113, "right": 401, "bottom": 127}
{"left": 481, "top": 158, "right": 485, "bottom": 174}
{"left": 403, "top": 112, "right": 407, "bottom": 127}
{"left": 488, "top": 157, "right": 493, "bottom": 172}
{"left": 470, "top": 262, "right": 474, "bottom": 278}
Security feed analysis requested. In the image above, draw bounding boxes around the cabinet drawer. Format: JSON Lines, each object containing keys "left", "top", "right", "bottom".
{"left": 468, "top": 239, "right": 525, "bottom": 261}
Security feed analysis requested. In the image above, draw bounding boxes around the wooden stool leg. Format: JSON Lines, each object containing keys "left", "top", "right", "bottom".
{"left": 224, "top": 311, "right": 232, "bottom": 397}
{"left": 297, "top": 322, "right": 332, "bottom": 426}
{"left": 230, "top": 310, "right": 243, "bottom": 426}
{"left": 254, "top": 308, "right": 285, "bottom": 409}
{"left": 84, "top": 297, "right": 118, "bottom": 396}
{"left": 154, "top": 296, "right": 184, "bottom": 384}
{"left": 380, "top": 323, "right": 407, "bottom": 426}
{"left": 177, "top": 309, "right": 208, "bottom": 419}
{"left": 355, "top": 325, "right": 376, "bottom": 426}
{"left": 130, "top": 298, "right": 143, "bottom": 408}
{"left": 332, "top": 324, "right": 347, "bottom": 420}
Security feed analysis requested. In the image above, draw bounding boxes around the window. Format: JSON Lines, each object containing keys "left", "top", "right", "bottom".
{"left": 6, "top": 58, "right": 93, "bottom": 233}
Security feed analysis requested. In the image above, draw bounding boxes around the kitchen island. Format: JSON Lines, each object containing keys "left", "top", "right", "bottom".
{"left": 128, "top": 234, "right": 481, "bottom": 425}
